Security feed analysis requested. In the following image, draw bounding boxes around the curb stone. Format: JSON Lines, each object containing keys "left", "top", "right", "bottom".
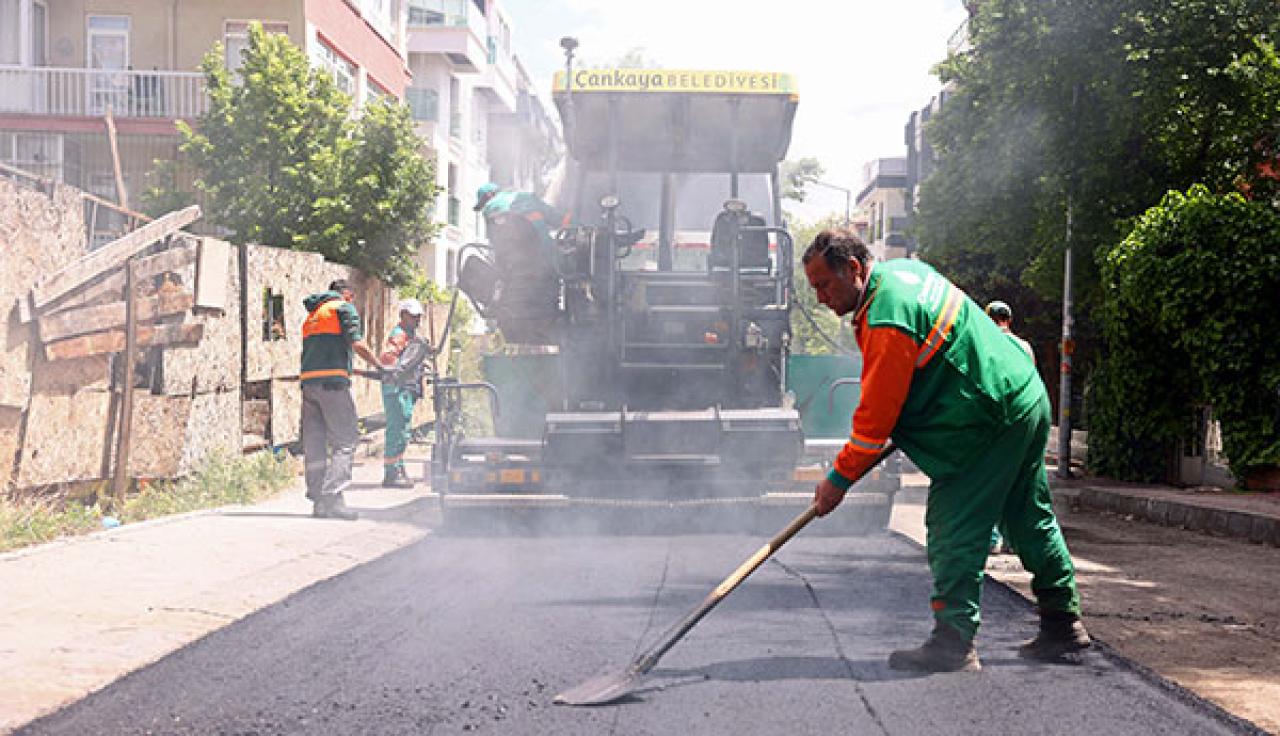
{"left": 1070, "top": 486, "right": 1280, "bottom": 548}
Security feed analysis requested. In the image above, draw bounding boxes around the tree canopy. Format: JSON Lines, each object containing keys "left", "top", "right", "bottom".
{"left": 780, "top": 158, "right": 826, "bottom": 203}
{"left": 178, "top": 23, "right": 438, "bottom": 286}
{"left": 787, "top": 215, "right": 856, "bottom": 356}
{"left": 915, "top": 0, "right": 1280, "bottom": 380}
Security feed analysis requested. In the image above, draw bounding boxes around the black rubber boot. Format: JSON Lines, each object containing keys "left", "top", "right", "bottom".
{"left": 1019, "top": 609, "right": 1091, "bottom": 660}
{"left": 382, "top": 467, "right": 415, "bottom": 489}
{"left": 313, "top": 493, "right": 359, "bottom": 521}
{"left": 888, "top": 621, "right": 981, "bottom": 672}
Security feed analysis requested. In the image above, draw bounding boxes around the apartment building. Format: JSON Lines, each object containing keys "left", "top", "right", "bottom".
{"left": 901, "top": 14, "right": 968, "bottom": 255}
{"left": 855, "top": 156, "right": 910, "bottom": 262}
{"left": 404, "top": 0, "right": 560, "bottom": 285}
{"left": 0, "top": 0, "right": 411, "bottom": 244}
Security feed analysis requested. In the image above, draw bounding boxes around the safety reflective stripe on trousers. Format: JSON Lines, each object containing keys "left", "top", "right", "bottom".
{"left": 915, "top": 285, "right": 964, "bottom": 368}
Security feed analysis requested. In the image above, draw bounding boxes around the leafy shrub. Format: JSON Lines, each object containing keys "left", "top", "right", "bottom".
{"left": 1091, "top": 186, "right": 1280, "bottom": 481}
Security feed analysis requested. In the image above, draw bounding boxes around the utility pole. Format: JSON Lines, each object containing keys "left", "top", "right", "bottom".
{"left": 1057, "top": 83, "right": 1082, "bottom": 479}
{"left": 559, "top": 36, "right": 578, "bottom": 151}
{"left": 813, "top": 179, "right": 852, "bottom": 227}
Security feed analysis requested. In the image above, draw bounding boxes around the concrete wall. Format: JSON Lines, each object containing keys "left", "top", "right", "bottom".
{"left": 1, "top": 176, "right": 399, "bottom": 489}
{"left": 0, "top": 176, "right": 88, "bottom": 487}
{"left": 242, "top": 243, "right": 398, "bottom": 445}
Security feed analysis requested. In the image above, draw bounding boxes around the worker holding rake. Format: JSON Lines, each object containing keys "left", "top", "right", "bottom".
{"left": 802, "top": 228, "right": 1090, "bottom": 672}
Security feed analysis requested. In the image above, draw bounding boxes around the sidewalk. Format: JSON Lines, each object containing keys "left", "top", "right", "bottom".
{"left": 1042, "top": 427, "right": 1279, "bottom": 546}
{"left": 1052, "top": 476, "right": 1280, "bottom": 547}
{"left": 0, "top": 449, "right": 436, "bottom": 734}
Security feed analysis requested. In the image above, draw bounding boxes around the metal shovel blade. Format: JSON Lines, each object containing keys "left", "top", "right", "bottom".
{"left": 553, "top": 665, "right": 645, "bottom": 706}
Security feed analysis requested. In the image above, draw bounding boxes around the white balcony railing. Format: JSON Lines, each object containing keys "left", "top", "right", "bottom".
{"left": 409, "top": 0, "right": 486, "bottom": 40}
{"left": 0, "top": 65, "right": 207, "bottom": 119}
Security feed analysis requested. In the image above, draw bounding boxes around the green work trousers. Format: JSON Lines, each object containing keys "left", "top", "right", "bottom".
{"left": 382, "top": 385, "right": 417, "bottom": 479}
{"left": 923, "top": 392, "right": 1080, "bottom": 640}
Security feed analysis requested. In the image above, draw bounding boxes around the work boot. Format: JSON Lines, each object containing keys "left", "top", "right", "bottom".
{"left": 382, "top": 467, "right": 415, "bottom": 489}
{"left": 1018, "top": 609, "right": 1091, "bottom": 660}
{"left": 312, "top": 493, "right": 359, "bottom": 521}
{"left": 888, "top": 621, "right": 981, "bottom": 672}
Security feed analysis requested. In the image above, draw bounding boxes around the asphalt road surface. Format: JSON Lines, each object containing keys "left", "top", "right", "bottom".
{"left": 20, "top": 519, "right": 1256, "bottom": 735}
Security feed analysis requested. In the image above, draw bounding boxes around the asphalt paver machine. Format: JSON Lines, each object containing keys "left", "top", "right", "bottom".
{"left": 430, "top": 64, "right": 897, "bottom": 531}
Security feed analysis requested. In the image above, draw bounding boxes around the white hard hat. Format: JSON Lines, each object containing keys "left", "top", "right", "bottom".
{"left": 398, "top": 298, "right": 424, "bottom": 316}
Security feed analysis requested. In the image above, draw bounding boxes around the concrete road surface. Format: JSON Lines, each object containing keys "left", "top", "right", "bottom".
{"left": 18, "top": 525, "right": 1255, "bottom": 735}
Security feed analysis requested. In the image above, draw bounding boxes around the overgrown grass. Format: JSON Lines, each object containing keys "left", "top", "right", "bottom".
{"left": 0, "top": 450, "right": 297, "bottom": 554}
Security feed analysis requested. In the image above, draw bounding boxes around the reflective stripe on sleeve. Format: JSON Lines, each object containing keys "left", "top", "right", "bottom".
{"left": 848, "top": 432, "right": 888, "bottom": 452}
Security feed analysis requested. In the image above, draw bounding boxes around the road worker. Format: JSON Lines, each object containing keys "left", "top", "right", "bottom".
{"left": 473, "top": 182, "right": 566, "bottom": 252}
{"left": 300, "top": 279, "right": 386, "bottom": 520}
{"left": 985, "top": 299, "right": 1034, "bottom": 555}
{"left": 985, "top": 300, "right": 1034, "bottom": 362}
{"left": 380, "top": 298, "right": 426, "bottom": 488}
{"left": 803, "top": 229, "right": 1090, "bottom": 672}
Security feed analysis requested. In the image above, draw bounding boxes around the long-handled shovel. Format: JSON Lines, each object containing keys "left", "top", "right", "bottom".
{"left": 554, "top": 445, "right": 898, "bottom": 706}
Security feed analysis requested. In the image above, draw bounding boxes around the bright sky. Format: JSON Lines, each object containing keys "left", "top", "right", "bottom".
{"left": 503, "top": 0, "right": 969, "bottom": 223}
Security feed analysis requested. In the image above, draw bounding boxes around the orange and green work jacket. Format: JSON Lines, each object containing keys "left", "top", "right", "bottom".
{"left": 828, "top": 259, "right": 1044, "bottom": 488}
{"left": 300, "top": 291, "right": 363, "bottom": 387}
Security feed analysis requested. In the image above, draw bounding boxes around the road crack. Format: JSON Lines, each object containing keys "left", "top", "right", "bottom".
{"left": 635, "top": 543, "right": 673, "bottom": 656}
{"left": 607, "top": 541, "right": 673, "bottom": 735}
{"left": 773, "top": 558, "right": 891, "bottom": 736}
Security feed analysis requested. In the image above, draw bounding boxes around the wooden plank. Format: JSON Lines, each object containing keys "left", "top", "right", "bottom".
{"left": 38, "top": 291, "right": 194, "bottom": 343}
{"left": 25, "top": 205, "right": 201, "bottom": 320}
{"left": 112, "top": 259, "right": 137, "bottom": 500}
{"left": 195, "top": 238, "right": 230, "bottom": 310}
{"left": 43, "top": 272, "right": 124, "bottom": 317}
{"left": 45, "top": 323, "right": 205, "bottom": 361}
{"left": 133, "top": 240, "right": 199, "bottom": 281}
{"left": 40, "top": 240, "right": 198, "bottom": 318}
{"left": 105, "top": 105, "right": 128, "bottom": 211}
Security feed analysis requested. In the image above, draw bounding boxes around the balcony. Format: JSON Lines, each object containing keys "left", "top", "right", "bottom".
{"left": 472, "top": 36, "right": 517, "bottom": 111}
{"left": 406, "top": 0, "right": 489, "bottom": 73}
{"left": 0, "top": 65, "right": 207, "bottom": 120}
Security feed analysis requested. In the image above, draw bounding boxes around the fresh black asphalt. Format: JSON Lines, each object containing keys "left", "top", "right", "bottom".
{"left": 19, "top": 520, "right": 1260, "bottom": 735}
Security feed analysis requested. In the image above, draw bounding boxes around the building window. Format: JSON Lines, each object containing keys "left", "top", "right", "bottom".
{"left": 408, "top": 0, "right": 442, "bottom": 26}
{"left": 224, "top": 21, "right": 289, "bottom": 71}
{"left": 446, "top": 163, "right": 459, "bottom": 226}
{"left": 32, "top": 1, "right": 47, "bottom": 65}
{"left": 448, "top": 76, "right": 461, "bottom": 140}
{"left": 365, "top": 77, "right": 392, "bottom": 106}
{"left": 262, "top": 288, "right": 286, "bottom": 341}
{"left": 406, "top": 87, "right": 439, "bottom": 121}
{"left": 87, "top": 15, "right": 130, "bottom": 114}
{"left": 88, "top": 15, "right": 130, "bottom": 68}
{"left": 312, "top": 37, "right": 356, "bottom": 97}
{"left": 0, "top": 0, "right": 19, "bottom": 64}
{"left": 0, "top": 131, "right": 62, "bottom": 180}
{"left": 497, "top": 16, "right": 510, "bottom": 56}
{"left": 360, "top": 0, "right": 397, "bottom": 43}
{"left": 408, "top": 0, "right": 469, "bottom": 27}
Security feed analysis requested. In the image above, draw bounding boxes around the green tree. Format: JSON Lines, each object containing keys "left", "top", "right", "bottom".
{"left": 915, "top": 0, "right": 1280, "bottom": 406}
{"left": 787, "top": 215, "right": 856, "bottom": 355}
{"left": 1091, "top": 186, "right": 1280, "bottom": 482}
{"left": 180, "top": 23, "right": 437, "bottom": 286}
{"left": 780, "top": 157, "right": 825, "bottom": 202}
